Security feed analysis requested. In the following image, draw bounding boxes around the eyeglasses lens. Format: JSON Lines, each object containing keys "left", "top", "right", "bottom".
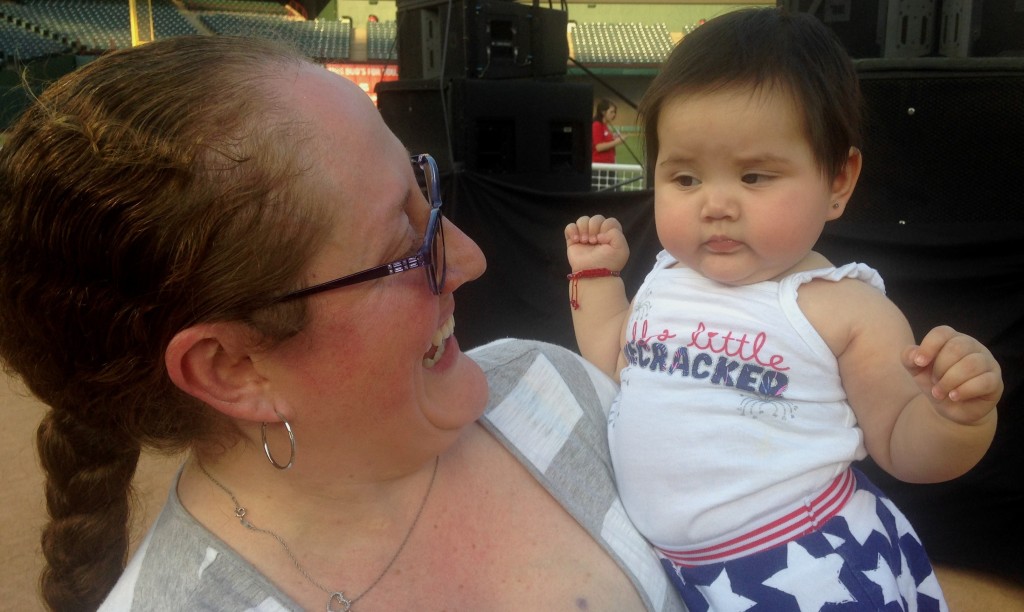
{"left": 431, "top": 212, "right": 446, "bottom": 294}
{"left": 415, "top": 157, "right": 446, "bottom": 295}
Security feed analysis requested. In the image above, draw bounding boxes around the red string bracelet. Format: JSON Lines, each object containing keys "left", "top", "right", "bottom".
{"left": 567, "top": 268, "right": 620, "bottom": 310}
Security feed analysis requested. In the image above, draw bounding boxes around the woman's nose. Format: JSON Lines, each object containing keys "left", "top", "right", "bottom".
{"left": 441, "top": 217, "right": 486, "bottom": 292}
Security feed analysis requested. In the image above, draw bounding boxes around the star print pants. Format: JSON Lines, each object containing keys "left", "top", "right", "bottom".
{"left": 660, "top": 470, "right": 948, "bottom": 612}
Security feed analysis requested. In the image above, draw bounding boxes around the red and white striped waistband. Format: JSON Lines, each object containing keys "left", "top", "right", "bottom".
{"left": 657, "top": 468, "right": 856, "bottom": 568}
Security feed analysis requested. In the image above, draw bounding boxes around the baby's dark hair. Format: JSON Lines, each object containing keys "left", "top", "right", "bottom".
{"left": 640, "top": 7, "right": 862, "bottom": 182}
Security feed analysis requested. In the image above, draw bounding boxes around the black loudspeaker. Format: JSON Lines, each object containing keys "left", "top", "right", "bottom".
{"left": 780, "top": 0, "right": 938, "bottom": 58}
{"left": 939, "top": 0, "right": 1024, "bottom": 58}
{"left": 848, "top": 58, "right": 1024, "bottom": 224}
{"left": 815, "top": 59, "right": 1024, "bottom": 578}
{"left": 377, "top": 78, "right": 592, "bottom": 192}
{"left": 779, "top": 0, "right": 885, "bottom": 58}
{"left": 396, "top": 0, "right": 568, "bottom": 80}
{"left": 530, "top": 5, "right": 571, "bottom": 78}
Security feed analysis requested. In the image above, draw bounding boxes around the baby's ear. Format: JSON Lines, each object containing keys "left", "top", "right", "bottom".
{"left": 828, "top": 147, "right": 863, "bottom": 219}
{"left": 164, "top": 322, "right": 277, "bottom": 423}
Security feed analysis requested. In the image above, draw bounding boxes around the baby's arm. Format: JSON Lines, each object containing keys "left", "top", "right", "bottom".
{"left": 802, "top": 280, "right": 1001, "bottom": 483}
{"left": 889, "top": 324, "right": 1001, "bottom": 479}
{"left": 565, "top": 215, "right": 631, "bottom": 380}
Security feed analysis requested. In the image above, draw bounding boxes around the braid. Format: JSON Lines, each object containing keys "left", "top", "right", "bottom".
{"left": 0, "top": 36, "right": 329, "bottom": 610}
{"left": 36, "top": 409, "right": 140, "bottom": 611}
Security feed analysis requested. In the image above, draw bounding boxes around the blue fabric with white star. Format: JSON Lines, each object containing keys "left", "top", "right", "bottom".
{"left": 661, "top": 469, "right": 948, "bottom": 611}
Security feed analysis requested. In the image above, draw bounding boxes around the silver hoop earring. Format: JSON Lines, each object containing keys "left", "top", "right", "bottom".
{"left": 261, "top": 409, "right": 295, "bottom": 470}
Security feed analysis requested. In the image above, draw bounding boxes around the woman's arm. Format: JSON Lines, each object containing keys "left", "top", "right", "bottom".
{"left": 594, "top": 135, "right": 625, "bottom": 153}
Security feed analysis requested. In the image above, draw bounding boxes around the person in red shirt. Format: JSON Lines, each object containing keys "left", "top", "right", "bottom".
{"left": 592, "top": 98, "right": 627, "bottom": 163}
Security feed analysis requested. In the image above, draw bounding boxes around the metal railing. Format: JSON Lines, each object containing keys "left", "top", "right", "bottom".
{"left": 591, "top": 163, "right": 645, "bottom": 192}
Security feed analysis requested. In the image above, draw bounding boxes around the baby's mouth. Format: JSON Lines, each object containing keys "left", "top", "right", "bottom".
{"left": 423, "top": 315, "right": 455, "bottom": 367}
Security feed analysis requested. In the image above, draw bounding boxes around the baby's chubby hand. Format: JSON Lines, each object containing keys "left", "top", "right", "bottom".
{"left": 565, "top": 215, "right": 630, "bottom": 272}
{"left": 903, "top": 325, "right": 1003, "bottom": 426}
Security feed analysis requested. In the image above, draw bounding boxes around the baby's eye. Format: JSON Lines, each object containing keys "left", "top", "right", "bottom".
{"left": 673, "top": 175, "right": 701, "bottom": 188}
{"left": 741, "top": 173, "right": 769, "bottom": 184}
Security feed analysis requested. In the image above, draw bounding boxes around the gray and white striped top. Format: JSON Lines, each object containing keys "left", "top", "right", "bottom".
{"left": 99, "top": 339, "right": 685, "bottom": 612}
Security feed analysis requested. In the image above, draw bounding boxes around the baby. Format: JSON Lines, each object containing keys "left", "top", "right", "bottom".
{"left": 565, "top": 8, "right": 1002, "bottom": 610}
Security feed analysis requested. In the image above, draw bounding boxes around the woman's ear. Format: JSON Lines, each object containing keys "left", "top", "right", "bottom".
{"left": 827, "top": 146, "right": 863, "bottom": 220}
{"left": 165, "top": 322, "right": 275, "bottom": 423}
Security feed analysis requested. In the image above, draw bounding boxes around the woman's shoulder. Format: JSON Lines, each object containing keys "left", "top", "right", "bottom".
{"left": 470, "top": 338, "right": 617, "bottom": 421}
{"left": 100, "top": 474, "right": 298, "bottom": 611}
{"left": 468, "top": 339, "right": 685, "bottom": 611}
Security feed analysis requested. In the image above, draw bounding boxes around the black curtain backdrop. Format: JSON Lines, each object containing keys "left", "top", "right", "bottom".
{"left": 442, "top": 170, "right": 1024, "bottom": 581}
{"left": 446, "top": 172, "right": 659, "bottom": 352}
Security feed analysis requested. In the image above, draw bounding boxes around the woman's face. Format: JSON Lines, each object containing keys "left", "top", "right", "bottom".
{"left": 255, "top": 64, "right": 489, "bottom": 477}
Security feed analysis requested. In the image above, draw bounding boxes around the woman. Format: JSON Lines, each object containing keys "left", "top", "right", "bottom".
{"left": 0, "top": 37, "right": 683, "bottom": 611}
{"left": 592, "top": 98, "right": 626, "bottom": 164}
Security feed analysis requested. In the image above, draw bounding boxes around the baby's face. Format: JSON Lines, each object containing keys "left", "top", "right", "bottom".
{"left": 651, "top": 85, "right": 843, "bottom": 286}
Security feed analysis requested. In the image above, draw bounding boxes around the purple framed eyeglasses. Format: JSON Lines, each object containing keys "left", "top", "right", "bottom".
{"left": 274, "top": 154, "right": 446, "bottom": 302}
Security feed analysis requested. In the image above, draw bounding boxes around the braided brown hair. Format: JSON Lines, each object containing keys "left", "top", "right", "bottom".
{"left": 0, "top": 36, "right": 334, "bottom": 610}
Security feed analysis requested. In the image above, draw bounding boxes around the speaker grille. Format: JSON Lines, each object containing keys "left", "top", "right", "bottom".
{"left": 850, "top": 61, "right": 1024, "bottom": 224}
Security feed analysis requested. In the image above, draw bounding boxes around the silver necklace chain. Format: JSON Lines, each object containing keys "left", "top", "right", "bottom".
{"left": 197, "top": 456, "right": 439, "bottom": 612}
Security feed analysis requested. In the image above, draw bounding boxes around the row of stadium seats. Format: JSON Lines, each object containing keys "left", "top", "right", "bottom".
{"left": 366, "top": 20, "right": 397, "bottom": 62}
{"left": 0, "top": 0, "right": 352, "bottom": 61}
{"left": 198, "top": 12, "right": 351, "bottom": 60}
{"left": 570, "top": 21, "right": 673, "bottom": 65}
{"left": 1, "top": 0, "right": 677, "bottom": 68}
{"left": 0, "top": 17, "right": 69, "bottom": 60}
{"left": 183, "top": 0, "right": 289, "bottom": 16}
{"left": 2, "top": 1, "right": 198, "bottom": 53}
